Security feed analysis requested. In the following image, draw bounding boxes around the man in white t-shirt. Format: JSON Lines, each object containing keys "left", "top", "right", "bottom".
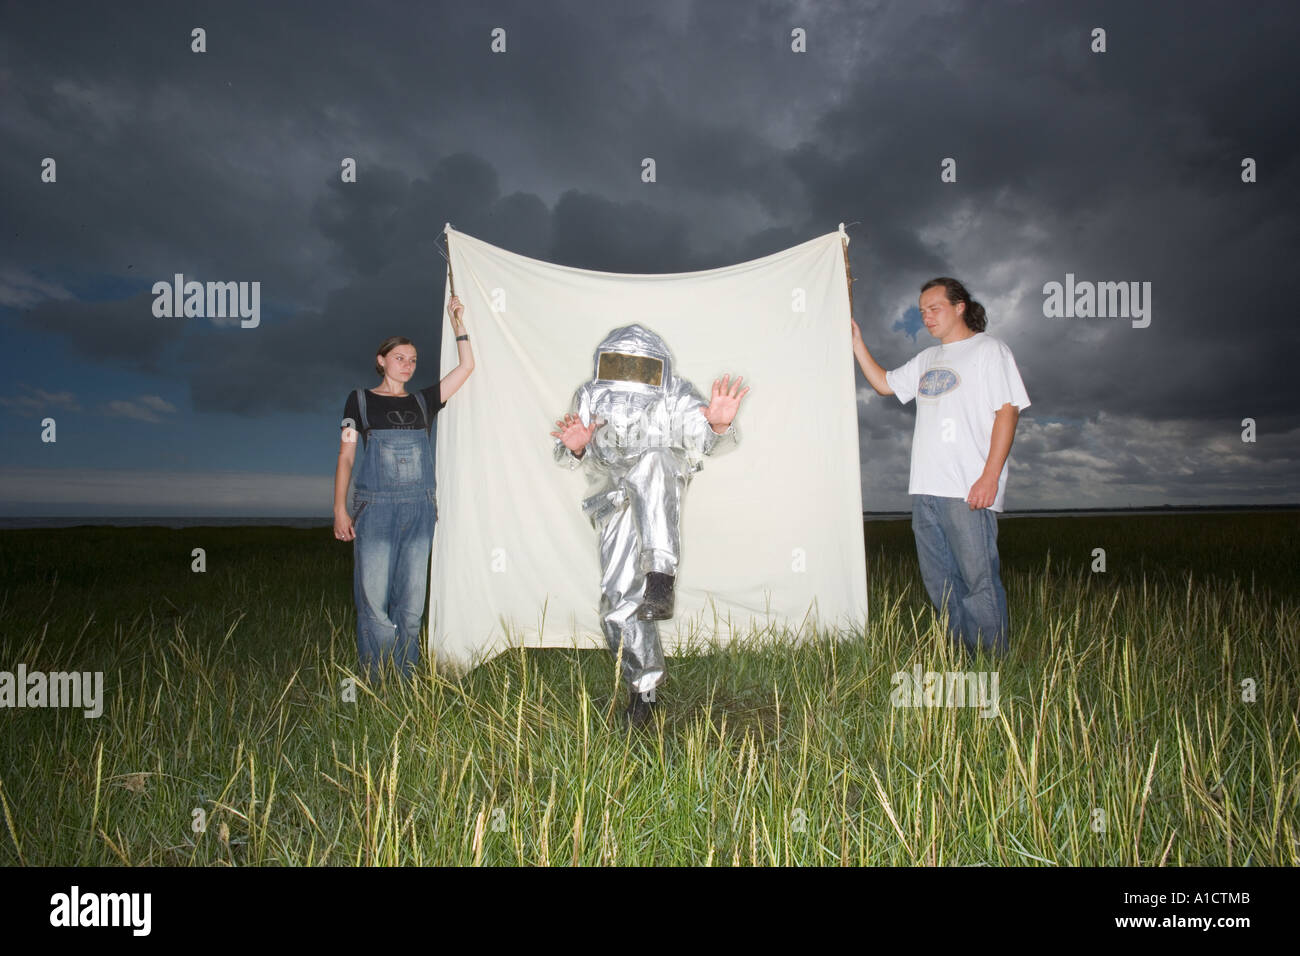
{"left": 852, "top": 277, "right": 1030, "bottom": 655}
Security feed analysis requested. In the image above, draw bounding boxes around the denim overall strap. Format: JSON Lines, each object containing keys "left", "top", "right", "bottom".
{"left": 412, "top": 390, "right": 438, "bottom": 505}
{"left": 355, "top": 388, "right": 371, "bottom": 437}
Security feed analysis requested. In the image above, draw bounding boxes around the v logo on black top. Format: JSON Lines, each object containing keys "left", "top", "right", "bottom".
{"left": 386, "top": 410, "right": 420, "bottom": 426}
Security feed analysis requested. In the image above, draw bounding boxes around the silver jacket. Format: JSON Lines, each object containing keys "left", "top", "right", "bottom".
{"left": 554, "top": 325, "right": 739, "bottom": 493}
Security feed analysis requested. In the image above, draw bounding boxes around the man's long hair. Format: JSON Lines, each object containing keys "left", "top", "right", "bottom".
{"left": 921, "top": 277, "right": 987, "bottom": 333}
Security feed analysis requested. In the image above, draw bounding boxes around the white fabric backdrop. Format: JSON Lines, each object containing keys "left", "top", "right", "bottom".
{"left": 431, "top": 225, "right": 867, "bottom": 674}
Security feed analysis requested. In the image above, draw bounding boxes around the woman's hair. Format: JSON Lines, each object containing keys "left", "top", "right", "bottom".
{"left": 374, "top": 336, "right": 415, "bottom": 377}
{"left": 920, "top": 277, "right": 987, "bottom": 332}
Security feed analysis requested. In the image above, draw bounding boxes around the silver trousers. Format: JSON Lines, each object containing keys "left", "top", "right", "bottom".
{"left": 584, "top": 448, "right": 687, "bottom": 693}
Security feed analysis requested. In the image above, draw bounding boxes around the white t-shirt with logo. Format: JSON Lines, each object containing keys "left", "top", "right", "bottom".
{"left": 884, "top": 332, "right": 1030, "bottom": 512}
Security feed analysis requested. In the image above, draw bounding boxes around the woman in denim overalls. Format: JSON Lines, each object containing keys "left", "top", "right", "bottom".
{"left": 332, "top": 296, "right": 474, "bottom": 680}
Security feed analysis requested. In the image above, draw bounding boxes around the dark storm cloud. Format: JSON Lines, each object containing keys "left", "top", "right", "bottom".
{"left": 181, "top": 153, "right": 707, "bottom": 414}
{"left": 793, "top": 5, "right": 1299, "bottom": 401}
{"left": 19, "top": 291, "right": 184, "bottom": 373}
{"left": 1, "top": 0, "right": 1296, "bottom": 505}
{"left": 548, "top": 191, "right": 696, "bottom": 273}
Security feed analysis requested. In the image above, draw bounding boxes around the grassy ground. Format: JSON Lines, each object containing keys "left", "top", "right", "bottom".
{"left": 0, "top": 514, "right": 1296, "bottom": 865}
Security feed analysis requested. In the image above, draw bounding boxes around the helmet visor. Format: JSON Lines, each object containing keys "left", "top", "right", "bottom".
{"left": 596, "top": 351, "right": 664, "bottom": 386}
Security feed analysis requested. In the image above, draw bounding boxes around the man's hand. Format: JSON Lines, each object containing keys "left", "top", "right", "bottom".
{"left": 850, "top": 320, "right": 894, "bottom": 396}
{"left": 966, "top": 473, "right": 999, "bottom": 510}
{"left": 551, "top": 412, "right": 600, "bottom": 455}
{"left": 703, "top": 374, "right": 750, "bottom": 433}
{"left": 970, "top": 404, "right": 1020, "bottom": 509}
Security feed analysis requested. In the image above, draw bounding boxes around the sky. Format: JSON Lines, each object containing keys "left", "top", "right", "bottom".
{"left": 1, "top": 0, "right": 1297, "bottom": 516}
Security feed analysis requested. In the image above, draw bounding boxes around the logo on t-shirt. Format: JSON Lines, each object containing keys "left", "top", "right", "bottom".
{"left": 385, "top": 409, "right": 421, "bottom": 427}
{"left": 918, "top": 367, "right": 960, "bottom": 397}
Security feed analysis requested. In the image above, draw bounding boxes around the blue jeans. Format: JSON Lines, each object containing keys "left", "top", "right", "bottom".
{"left": 910, "top": 494, "right": 1009, "bottom": 656}
{"left": 352, "top": 490, "right": 436, "bottom": 681}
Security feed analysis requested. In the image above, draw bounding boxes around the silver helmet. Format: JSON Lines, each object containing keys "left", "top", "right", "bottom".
{"left": 592, "top": 325, "right": 673, "bottom": 392}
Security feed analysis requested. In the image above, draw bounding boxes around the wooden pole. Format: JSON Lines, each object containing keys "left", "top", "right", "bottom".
{"left": 839, "top": 223, "right": 855, "bottom": 319}
{"left": 442, "top": 224, "right": 457, "bottom": 299}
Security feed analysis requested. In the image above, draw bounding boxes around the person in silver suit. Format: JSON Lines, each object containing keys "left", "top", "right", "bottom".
{"left": 551, "top": 325, "right": 749, "bottom": 728}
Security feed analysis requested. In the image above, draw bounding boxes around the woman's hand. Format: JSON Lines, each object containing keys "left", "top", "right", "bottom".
{"left": 334, "top": 509, "right": 356, "bottom": 541}
{"left": 447, "top": 295, "right": 466, "bottom": 335}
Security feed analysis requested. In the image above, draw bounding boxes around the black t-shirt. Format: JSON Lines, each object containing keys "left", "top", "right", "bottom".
{"left": 341, "top": 385, "right": 446, "bottom": 438}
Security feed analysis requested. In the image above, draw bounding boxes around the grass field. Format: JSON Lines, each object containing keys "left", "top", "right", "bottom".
{"left": 0, "top": 514, "right": 1296, "bottom": 866}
